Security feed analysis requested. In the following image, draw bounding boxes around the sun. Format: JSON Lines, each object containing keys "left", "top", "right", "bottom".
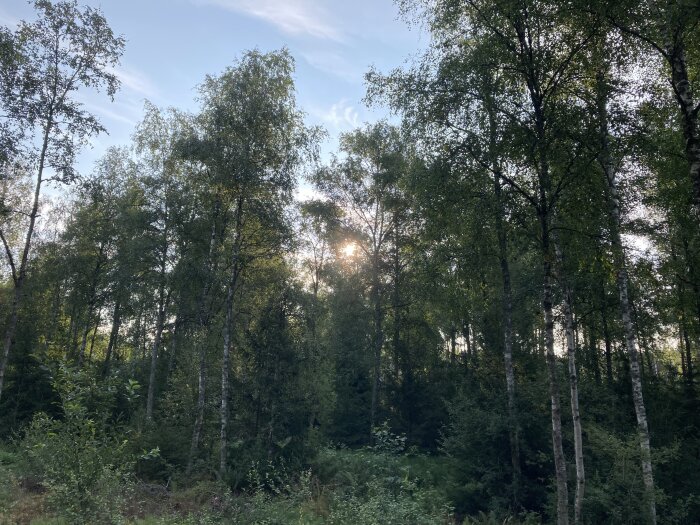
{"left": 341, "top": 242, "right": 357, "bottom": 258}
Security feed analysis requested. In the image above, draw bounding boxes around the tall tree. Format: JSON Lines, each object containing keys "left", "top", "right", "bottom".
{"left": 369, "top": 2, "right": 599, "bottom": 520}
{"left": 186, "top": 49, "right": 314, "bottom": 476}
{"left": 314, "top": 123, "right": 409, "bottom": 438}
{"left": 604, "top": 0, "right": 700, "bottom": 215}
{"left": 133, "top": 102, "right": 193, "bottom": 423}
{"left": 0, "top": 0, "right": 123, "bottom": 400}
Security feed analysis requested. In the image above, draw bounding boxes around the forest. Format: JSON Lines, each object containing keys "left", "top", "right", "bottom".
{"left": 1, "top": 0, "right": 699, "bottom": 524}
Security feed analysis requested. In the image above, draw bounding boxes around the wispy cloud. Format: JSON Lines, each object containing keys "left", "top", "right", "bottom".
{"left": 300, "top": 50, "right": 361, "bottom": 83}
{"left": 75, "top": 90, "right": 141, "bottom": 128}
{"left": 106, "top": 64, "right": 159, "bottom": 99}
{"left": 194, "top": 0, "right": 344, "bottom": 42}
{"left": 87, "top": 102, "right": 138, "bottom": 127}
{"left": 311, "top": 99, "right": 360, "bottom": 131}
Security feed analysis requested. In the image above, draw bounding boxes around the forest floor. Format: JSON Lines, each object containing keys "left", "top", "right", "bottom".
{"left": 0, "top": 444, "right": 499, "bottom": 525}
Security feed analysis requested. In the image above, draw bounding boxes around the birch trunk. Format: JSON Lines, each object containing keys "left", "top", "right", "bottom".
{"left": 554, "top": 236, "right": 585, "bottom": 525}
{"left": 681, "top": 237, "right": 700, "bottom": 334}
{"left": 88, "top": 308, "right": 101, "bottom": 361}
{"left": 668, "top": 43, "right": 700, "bottom": 211}
{"left": 513, "top": 20, "right": 570, "bottom": 514}
{"left": 485, "top": 64, "right": 519, "bottom": 491}
{"left": 187, "top": 336, "right": 207, "bottom": 475}
{"left": 530, "top": 91, "right": 569, "bottom": 525}
{"left": 78, "top": 247, "right": 105, "bottom": 368}
{"left": 600, "top": 276, "right": 614, "bottom": 385}
{"left": 0, "top": 111, "right": 53, "bottom": 401}
{"left": 392, "top": 232, "right": 402, "bottom": 378}
{"left": 146, "top": 289, "right": 168, "bottom": 422}
{"left": 0, "top": 285, "right": 23, "bottom": 403}
{"left": 541, "top": 215, "right": 569, "bottom": 525}
{"left": 167, "top": 315, "right": 181, "bottom": 382}
{"left": 103, "top": 298, "right": 122, "bottom": 375}
{"left": 188, "top": 198, "right": 221, "bottom": 472}
{"left": 220, "top": 195, "right": 244, "bottom": 476}
{"left": 220, "top": 281, "right": 235, "bottom": 475}
{"left": 598, "top": 71, "right": 656, "bottom": 524}
{"left": 494, "top": 172, "right": 521, "bottom": 505}
{"left": 369, "top": 270, "right": 384, "bottom": 439}
{"left": 615, "top": 254, "right": 656, "bottom": 525}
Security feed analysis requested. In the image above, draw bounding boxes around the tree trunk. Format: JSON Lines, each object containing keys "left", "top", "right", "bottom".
{"left": 463, "top": 320, "right": 471, "bottom": 359}
{"left": 167, "top": 314, "right": 181, "bottom": 382}
{"left": 43, "top": 281, "right": 63, "bottom": 354}
{"left": 541, "top": 213, "right": 569, "bottom": 525}
{"left": 615, "top": 259, "right": 656, "bottom": 525}
{"left": 188, "top": 198, "right": 221, "bottom": 472}
{"left": 494, "top": 172, "right": 521, "bottom": 507}
{"left": 526, "top": 70, "right": 569, "bottom": 521}
{"left": 78, "top": 245, "right": 105, "bottom": 368}
{"left": 554, "top": 236, "right": 585, "bottom": 525}
{"left": 681, "top": 237, "right": 700, "bottom": 337}
{"left": 589, "top": 327, "right": 601, "bottom": 384}
{"left": 220, "top": 280, "right": 235, "bottom": 475}
{"left": 0, "top": 110, "right": 53, "bottom": 402}
{"left": 0, "top": 285, "right": 22, "bottom": 403}
{"left": 78, "top": 316, "right": 93, "bottom": 368}
{"left": 146, "top": 287, "right": 168, "bottom": 422}
{"left": 682, "top": 322, "right": 693, "bottom": 385}
{"left": 601, "top": 298, "right": 613, "bottom": 384}
{"left": 392, "top": 224, "right": 402, "bottom": 379}
{"left": 103, "top": 298, "right": 122, "bottom": 375}
{"left": 187, "top": 337, "right": 207, "bottom": 475}
{"left": 88, "top": 307, "right": 102, "bottom": 361}
{"left": 668, "top": 43, "right": 700, "bottom": 211}
{"left": 220, "top": 195, "right": 244, "bottom": 477}
{"left": 369, "top": 269, "right": 384, "bottom": 439}
{"left": 598, "top": 71, "right": 656, "bottom": 524}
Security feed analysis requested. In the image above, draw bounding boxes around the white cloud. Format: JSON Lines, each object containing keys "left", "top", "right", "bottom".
{"left": 106, "top": 64, "right": 159, "bottom": 99}
{"left": 85, "top": 102, "right": 138, "bottom": 127}
{"left": 312, "top": 99, "right": 360, "bottom": 131}
{"left": 194, "top": 0, "right": 344, "bottom": 42}
{"left": 300, "top": 50, "right": 361, "bottom": 83}
{"left": 294, "top": 183, "right": 322, "bottom": 202}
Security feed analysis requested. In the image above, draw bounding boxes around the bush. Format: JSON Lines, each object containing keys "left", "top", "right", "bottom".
{"left": 21, "top": 410, "right": 133, "bottom": 523}
{"left": 18, "top": 365, "right": 146, "bottom": 524}
{"left": 312, "top": 445, "right": 453, "bottom": 524}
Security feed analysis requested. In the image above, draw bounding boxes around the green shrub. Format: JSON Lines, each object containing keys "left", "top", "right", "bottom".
{"left": 312, "top": 446, "right": 453, "bottom": 524}
{"left": 18, "top": 365, "right": 145, "bottom": 524}
{"left": 326, "top": 474, "right": 451, "bottom": 525}
{"left": 21, "top": 409, "right": 134, "bottom": 523}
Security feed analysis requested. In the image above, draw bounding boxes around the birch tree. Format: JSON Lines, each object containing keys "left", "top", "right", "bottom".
{"left": 185, "top": 49, "right": 314, "bottom": 476}
{"left": 0, "top": 0, "right": 123, "bottom": 400}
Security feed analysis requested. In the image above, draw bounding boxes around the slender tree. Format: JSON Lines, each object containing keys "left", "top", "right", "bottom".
{"left": 0, "top": 0, "right": 123, "bottom": 400}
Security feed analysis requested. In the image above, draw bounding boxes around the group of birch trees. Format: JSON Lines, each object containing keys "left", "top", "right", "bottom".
{"left": 367, "top": 0, "right": 700, "bottom": 523}
{"left": 1, "top": 0, "right": 700, "bottom": 523}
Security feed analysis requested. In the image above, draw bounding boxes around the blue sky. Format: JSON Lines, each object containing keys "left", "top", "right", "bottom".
{"left": 0, "top": 0, "right": 426, "bottom": 194}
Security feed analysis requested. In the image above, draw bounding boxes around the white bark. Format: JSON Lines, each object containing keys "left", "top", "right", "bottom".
{"left": 598, "top": 71, "right": 656, "bottom": 524}
{"left": 554, "top": 236, "right": 585, "bottom": 525}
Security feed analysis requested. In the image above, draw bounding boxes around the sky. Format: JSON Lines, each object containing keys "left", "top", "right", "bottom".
{"left": 0, "top": 0, "right": 427, "bottom": 198}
